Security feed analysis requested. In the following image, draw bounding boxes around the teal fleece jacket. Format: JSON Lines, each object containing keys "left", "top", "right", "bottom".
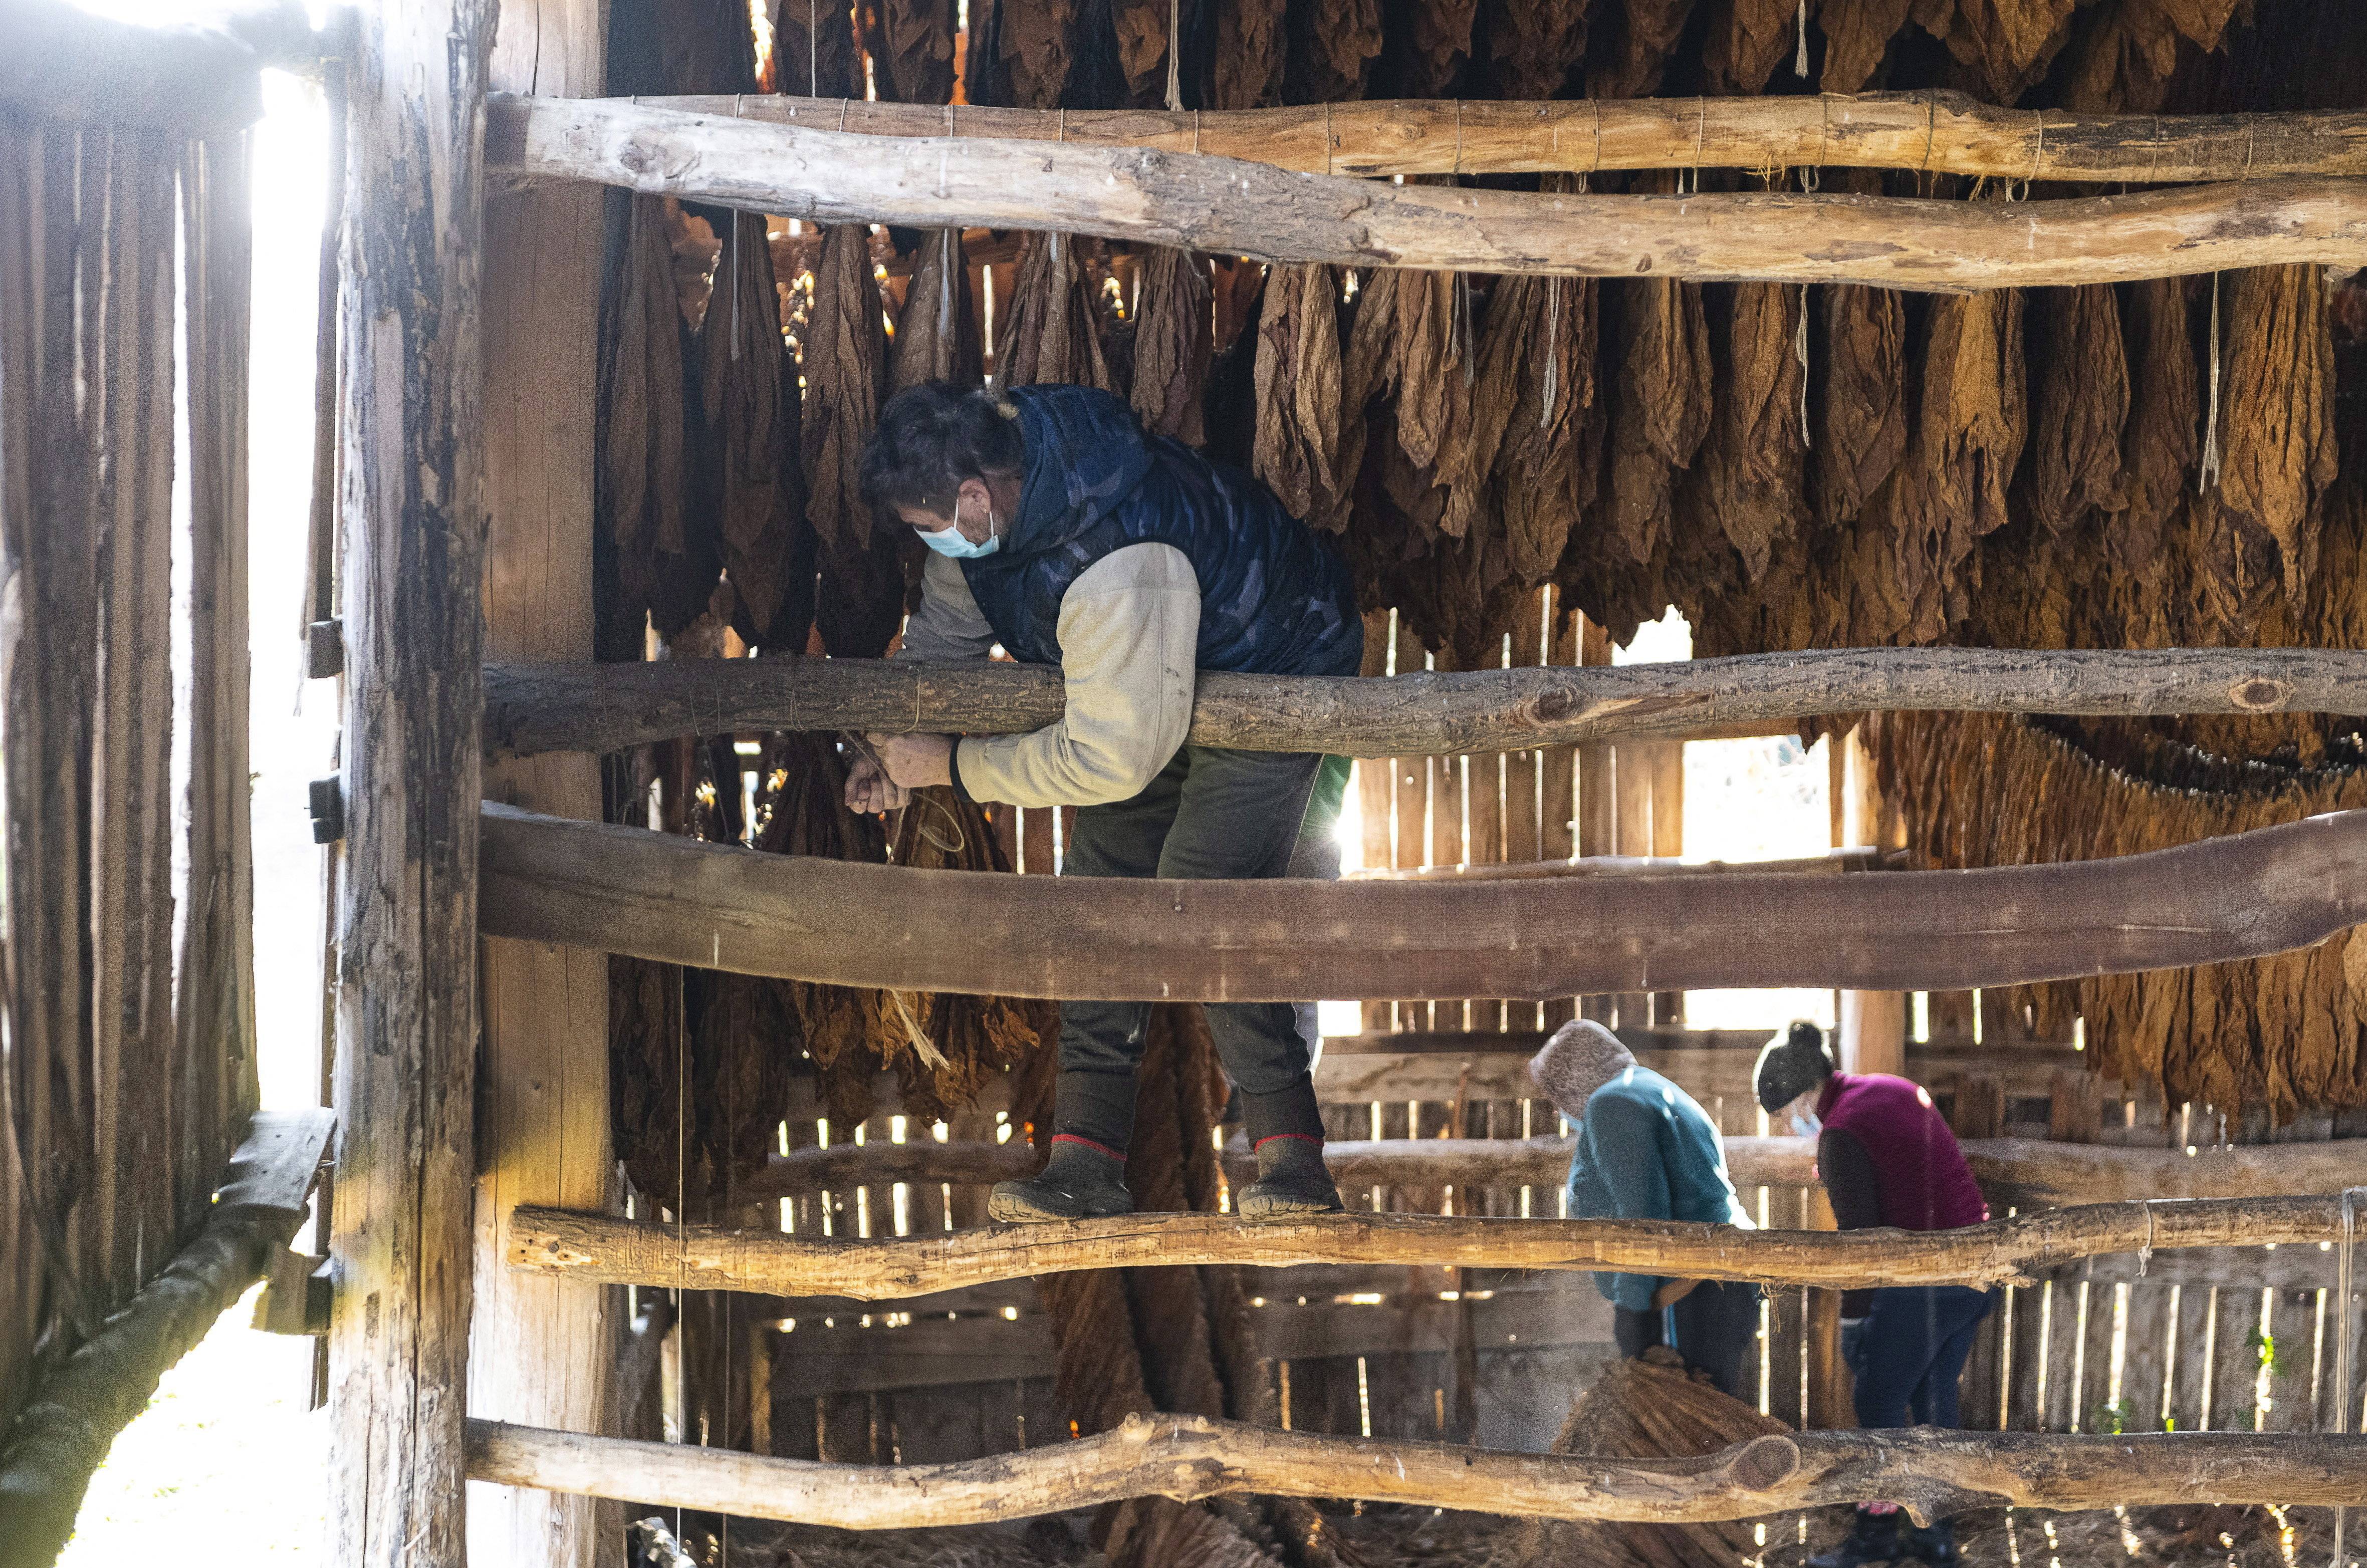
{"left": 1563, "top": 1065, "right": 1754, "bottom": 1312}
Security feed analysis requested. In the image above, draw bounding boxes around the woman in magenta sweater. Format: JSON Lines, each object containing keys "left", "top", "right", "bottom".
{"left": 1757, "top": 1021, "right": 1993, "bottom": 1567}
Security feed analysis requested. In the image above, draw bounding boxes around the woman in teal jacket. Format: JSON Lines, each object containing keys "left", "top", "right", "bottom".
{"left": 1529, "top": 1019, "right": 1759, "bottom": 1397}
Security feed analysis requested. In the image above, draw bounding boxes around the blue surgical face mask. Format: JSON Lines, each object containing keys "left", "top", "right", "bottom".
{"left": 1790, "top": 1108, "right": 1822, "bottom": 1138}
{"left": 918, "top": 501, "right": 1001, "bottom": 559}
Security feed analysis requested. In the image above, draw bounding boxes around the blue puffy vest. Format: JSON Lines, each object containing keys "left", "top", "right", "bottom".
{"left": 957, "top": 385, "right": 1364, "bottom": 680}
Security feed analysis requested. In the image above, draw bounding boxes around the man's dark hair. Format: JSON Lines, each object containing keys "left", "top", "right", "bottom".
{"left": 1753, "top": 1019, "right": 1837, "bottom": 1114}
{"left": 859, "top": 380, "right": 1025, "bottom": 522}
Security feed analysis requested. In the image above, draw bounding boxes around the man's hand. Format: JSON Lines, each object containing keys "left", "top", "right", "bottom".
{"left": 843, "top": 750, "right": 912, "bottom": 814}
{"left": 868, "top": 732, "right": 956, "bottom": 790}
{"left": 1651, "top": 1277, "right": 1701, "bottom": 1311}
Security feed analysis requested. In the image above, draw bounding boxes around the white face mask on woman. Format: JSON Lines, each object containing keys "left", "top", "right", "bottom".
{"left": 919, "top": 497, "right": 1001, "bottom": 559}
{"left": 1786, "top": 1090, "right": 1822, "bottom": 1139}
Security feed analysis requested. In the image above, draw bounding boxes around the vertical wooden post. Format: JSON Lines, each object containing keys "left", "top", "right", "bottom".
{"left": 1574, "top": 617, "right": 1614, "bottom": 1028}
{"left": 472, "top": 0, "right": 614, "bottom": 1563}
{"left": 327, "top": 0, "right": 494, "bottom": 1561}
{"left": 1835, "top": 726, "right": 1907, "bottom": 1078}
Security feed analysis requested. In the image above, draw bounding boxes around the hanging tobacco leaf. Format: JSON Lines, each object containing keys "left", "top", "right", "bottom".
{"left": 1586, "top": 0, "right": 1701, "bottom": 99}
{"left": 2057, "top": 0, "right": 2241, "bottom": 112}
{"left": 1882, "top": 286, "right": 2027, "bottom": 642}
{"left": 1214, "top": 0, "right": 1286, "bottom": 106}
{"left": 1601, "top": 266, "right": 1713, "bottom": 567}
{"left": 873, "top": 0, "right": 959, "bottom": 101}
{"left": 1286, "top": 0, "right": 1382, "bottom": 102}
{"left": 2023, "top": 284, "right": 2127, "bottom": 541}
{"left": 1492, "top": 273, "right": 1600, "bottom": 584}
{"left": 997, "top": 230, "right": 1117, "bottom": 391}
{"left": 1814, "top": 0, "right": 1915, "bottom": 92}
{"left": 1107, "top": 0, "right": 1174, "bottom": 105}
{"left": 1485, "top": 0, "right": 1588, "bottom": 97}
{"left": 599, "top": 194, "right": 721, "bottom": 645}
{"left": 1383, "top": 0, "right": 1479, "bottom": 96}
{"left": 1129, "top": 247, "right": 1211, "bottom": 444}
{"left": 699, "top": 211, "right": 815, "bottom": 653}
{"left": 1691, "top": 281, "right": 1807, "bottom": 584}
{"left": 772, "top": 0, "right": 863, "bottom": 94}
{"left": 1812, "top": 279, "right": 1907, "bottom": 524}
{"left": 801, "top": 223, "right": 886, "bottom": 552}
{"left": 2113, "top": 276, "right": 2198, "bottom": 561}
{"left": 1254, "top": 263, "right": 1357, "bottom": 533}
{"left": 889, "top": 228, "right": 984, "bottom": 393}
{"left": 1702, "top": 0, "right": 1802, "bottom": 92}
{"left": 661, "top": 0, "right": 759, "bottom": 93}
{"left": 1933, "top": 0, "right": 2079, "bottom": 104}
{"left": 999, "top": 0, "right": 1080, "bottom": 107}
{"left": 2217, "top": 263, "right": 2337, "bottom": 595}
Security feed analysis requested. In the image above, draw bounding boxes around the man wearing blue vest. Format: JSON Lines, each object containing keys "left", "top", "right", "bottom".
{"left": 847, "top": 380, "right": 1364, "bottom": 1224}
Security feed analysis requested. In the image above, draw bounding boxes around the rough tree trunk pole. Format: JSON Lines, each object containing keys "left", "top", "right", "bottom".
{"left": 557, "top": 91, "right": 2367, "bottom": 185}
{"left": 469, "top": 0, "right": 613, "bottom": 1560}
{"left": 326, "top": 0, "right": 493, "bottom": 1562}
{"left": 482, "top": 646, "right": 2367, "bottom": 760}
{"left": 484, "top": 95, "right": 2367, "bottom": 291}
{"left": 475, "top": 803, "right": 2367, "bottom": 1001}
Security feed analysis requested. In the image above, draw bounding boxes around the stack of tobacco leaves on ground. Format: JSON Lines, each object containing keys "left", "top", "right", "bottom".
{"left": 1504, "top": 1351, "right": 1791, "bottom": 1568}
{"left": 1871, "top": 710, "right": 2367, "bottom": 1121}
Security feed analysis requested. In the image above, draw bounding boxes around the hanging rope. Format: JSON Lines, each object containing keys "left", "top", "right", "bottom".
{"left": 1164, "top": 0, "right": 1182, "bottom": 112}
{"left": 2199, "top": 271, "right": 2225, "bottom": 493}
{"left": 1794, "top": 0, "right": 1809, "bottom": 78}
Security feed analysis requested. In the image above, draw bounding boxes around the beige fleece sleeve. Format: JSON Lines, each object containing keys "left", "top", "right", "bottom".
{"left": 893, "top": 552, "right": 999, "bottom": 663}
{"left": 953, "top": 543, "right": 1199, "bottom": 808}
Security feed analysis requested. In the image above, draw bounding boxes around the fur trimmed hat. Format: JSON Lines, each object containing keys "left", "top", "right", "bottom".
{"left": 1526, "top": 1018, "right": 1636, "bottom": 1120}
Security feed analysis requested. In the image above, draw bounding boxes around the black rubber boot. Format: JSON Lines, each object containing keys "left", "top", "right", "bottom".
{"left": 1807, "top": 1508, "right": 1905, "bottom": 1567}
{"left": 1903, "top": 1517, "right": 1960, "bottom": 1565}
{"left": 988, "top": 1136, "right": 1134, "bottom": 1223}
{"left": 1235, "top": 1134, "right": 1344, "bottom": 1222}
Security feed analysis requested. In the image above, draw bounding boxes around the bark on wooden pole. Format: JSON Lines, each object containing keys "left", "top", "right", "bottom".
{"left": 506, "top": 1195, "right": 2350, "bottom": 1299}
{"left": 577, "top": 91, "right": 2367, "bottom": 185}
{"left": 466, "top": 1414, "right": 2367, "bottom": 1529}
{"left": 327, "top": 0, "right": 493, "bottom": 1560}
{"left": 469, "top": 0, "right": 612, "bottom": 1561}
{"left": 484, "top": 95, "right": 2367, "bottom": 290}
{"left": 476, "top": 802, "right": 2367, "bottom": 1001}
{"left": 483, "top": 647, "right": 2367, "bottom": 760}
{"left": 734, "top": 1133, "right": 2367, "bottom": 1208}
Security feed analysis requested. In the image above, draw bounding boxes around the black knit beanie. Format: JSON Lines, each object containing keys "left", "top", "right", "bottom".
{"left": 1753, "top": 1020, "right": 1836, "bottom": 1115}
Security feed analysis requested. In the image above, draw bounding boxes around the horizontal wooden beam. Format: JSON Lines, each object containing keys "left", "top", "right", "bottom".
{"left": 485, "top": 95, "right": 2367, "bottom": 290}
{"left": 467, "top": 1412, "right": 2367, "bottom": 1528}
{"left": 477, "top": 803, "right": 2367, "bottom": 1001}
{"left": 483, "top": 648, "right": 2367, "bottom": 760}
{"left": 0, "top": 1109, "right": 336, "bottom": 1563}
{"left": 1348, "top": 849, "right": 1886, "bottom": 882}
{"left": 592, "top": 92, "right": 2367, "bottom": 186}
{"left": 743, "top": 1132, "right": 2363, "bottom": 1207}
{"left": 506, "top": 1195, "right": 2345, "bottom": 1299}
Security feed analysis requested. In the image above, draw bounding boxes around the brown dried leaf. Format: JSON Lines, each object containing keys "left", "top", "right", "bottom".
{"left": 1703, "top": 0, "right": 1803, "bottom": 92}
{"left": 1587, "top": 0, "right": 1701, "bottom": 99}
{"left": 801, "top": 224, "right": 887, "bottom": 551}
{"left": 772, "top": 0, "right": 862, "bottom": 94}
{"left": 1494, "top": 274, "right": 1600, "bottom": 583}
{"left": 2217, "top": 264, "right": 2337, "bottom": 595}
{"left": 1936, "top": 0, "right": 2078, "bottom": 104}
{"left": 1128, "top": 247, "right": 1211, "bottom": 444}
{"left": 2024, "top": 284, "right": 2127, "bottom": 539}
{"left": 1254, "top": 264, "right": 1359, "bottom": 533}
{"left": 1287, "top": 0, "right": 1383, "bottom": 102}
{"left": 1815, "top": 0, "right": 1914, "bottom": 92}
{"left": 1603, "top": 271, "right": 1713, "bottom": 565}
{"left": 873, "top": 0, "right": 959, "bottom": 101}
{"left": 1387, "top": 0, "right": 1480, "bottom": 96}
{"left": 1485, "top": 0, "right": 1589, "bottom": 97}
{"left": 1109, "top": 0, "right": 1172, "bottom": 104}
{"left": 1696, "top": 282, "right": 1808, "bottom": 582}
{"left": 1883, "top": 287, "right": 2026, "bottom": 641}
{"left": 999, "top": 0, "right": 1079, "bottom": 107}
{"left": 700, "top": 212, "right": 813, "bottom": 651}
{"left": 997, "top": 231, "right": 1116, "bottom": 392}
{"left": 1214, "top": 0, "right": 1287, "bottom": 107}
{"left": 889, "top": 228, "right": 984, "bottom": 394}
{"left": 1812, "top": 283, "right": 1907, "bottom": 525}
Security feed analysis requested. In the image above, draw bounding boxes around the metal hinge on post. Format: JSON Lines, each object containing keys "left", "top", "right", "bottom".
{"left": 306, "top": 618, "right": 344, "bottom": 679}
{"left": 308, "top": 777, "right": 345, "bottom": 844}
{"left": 253, "top": 1251, "right": 334, "bottom": 1337}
